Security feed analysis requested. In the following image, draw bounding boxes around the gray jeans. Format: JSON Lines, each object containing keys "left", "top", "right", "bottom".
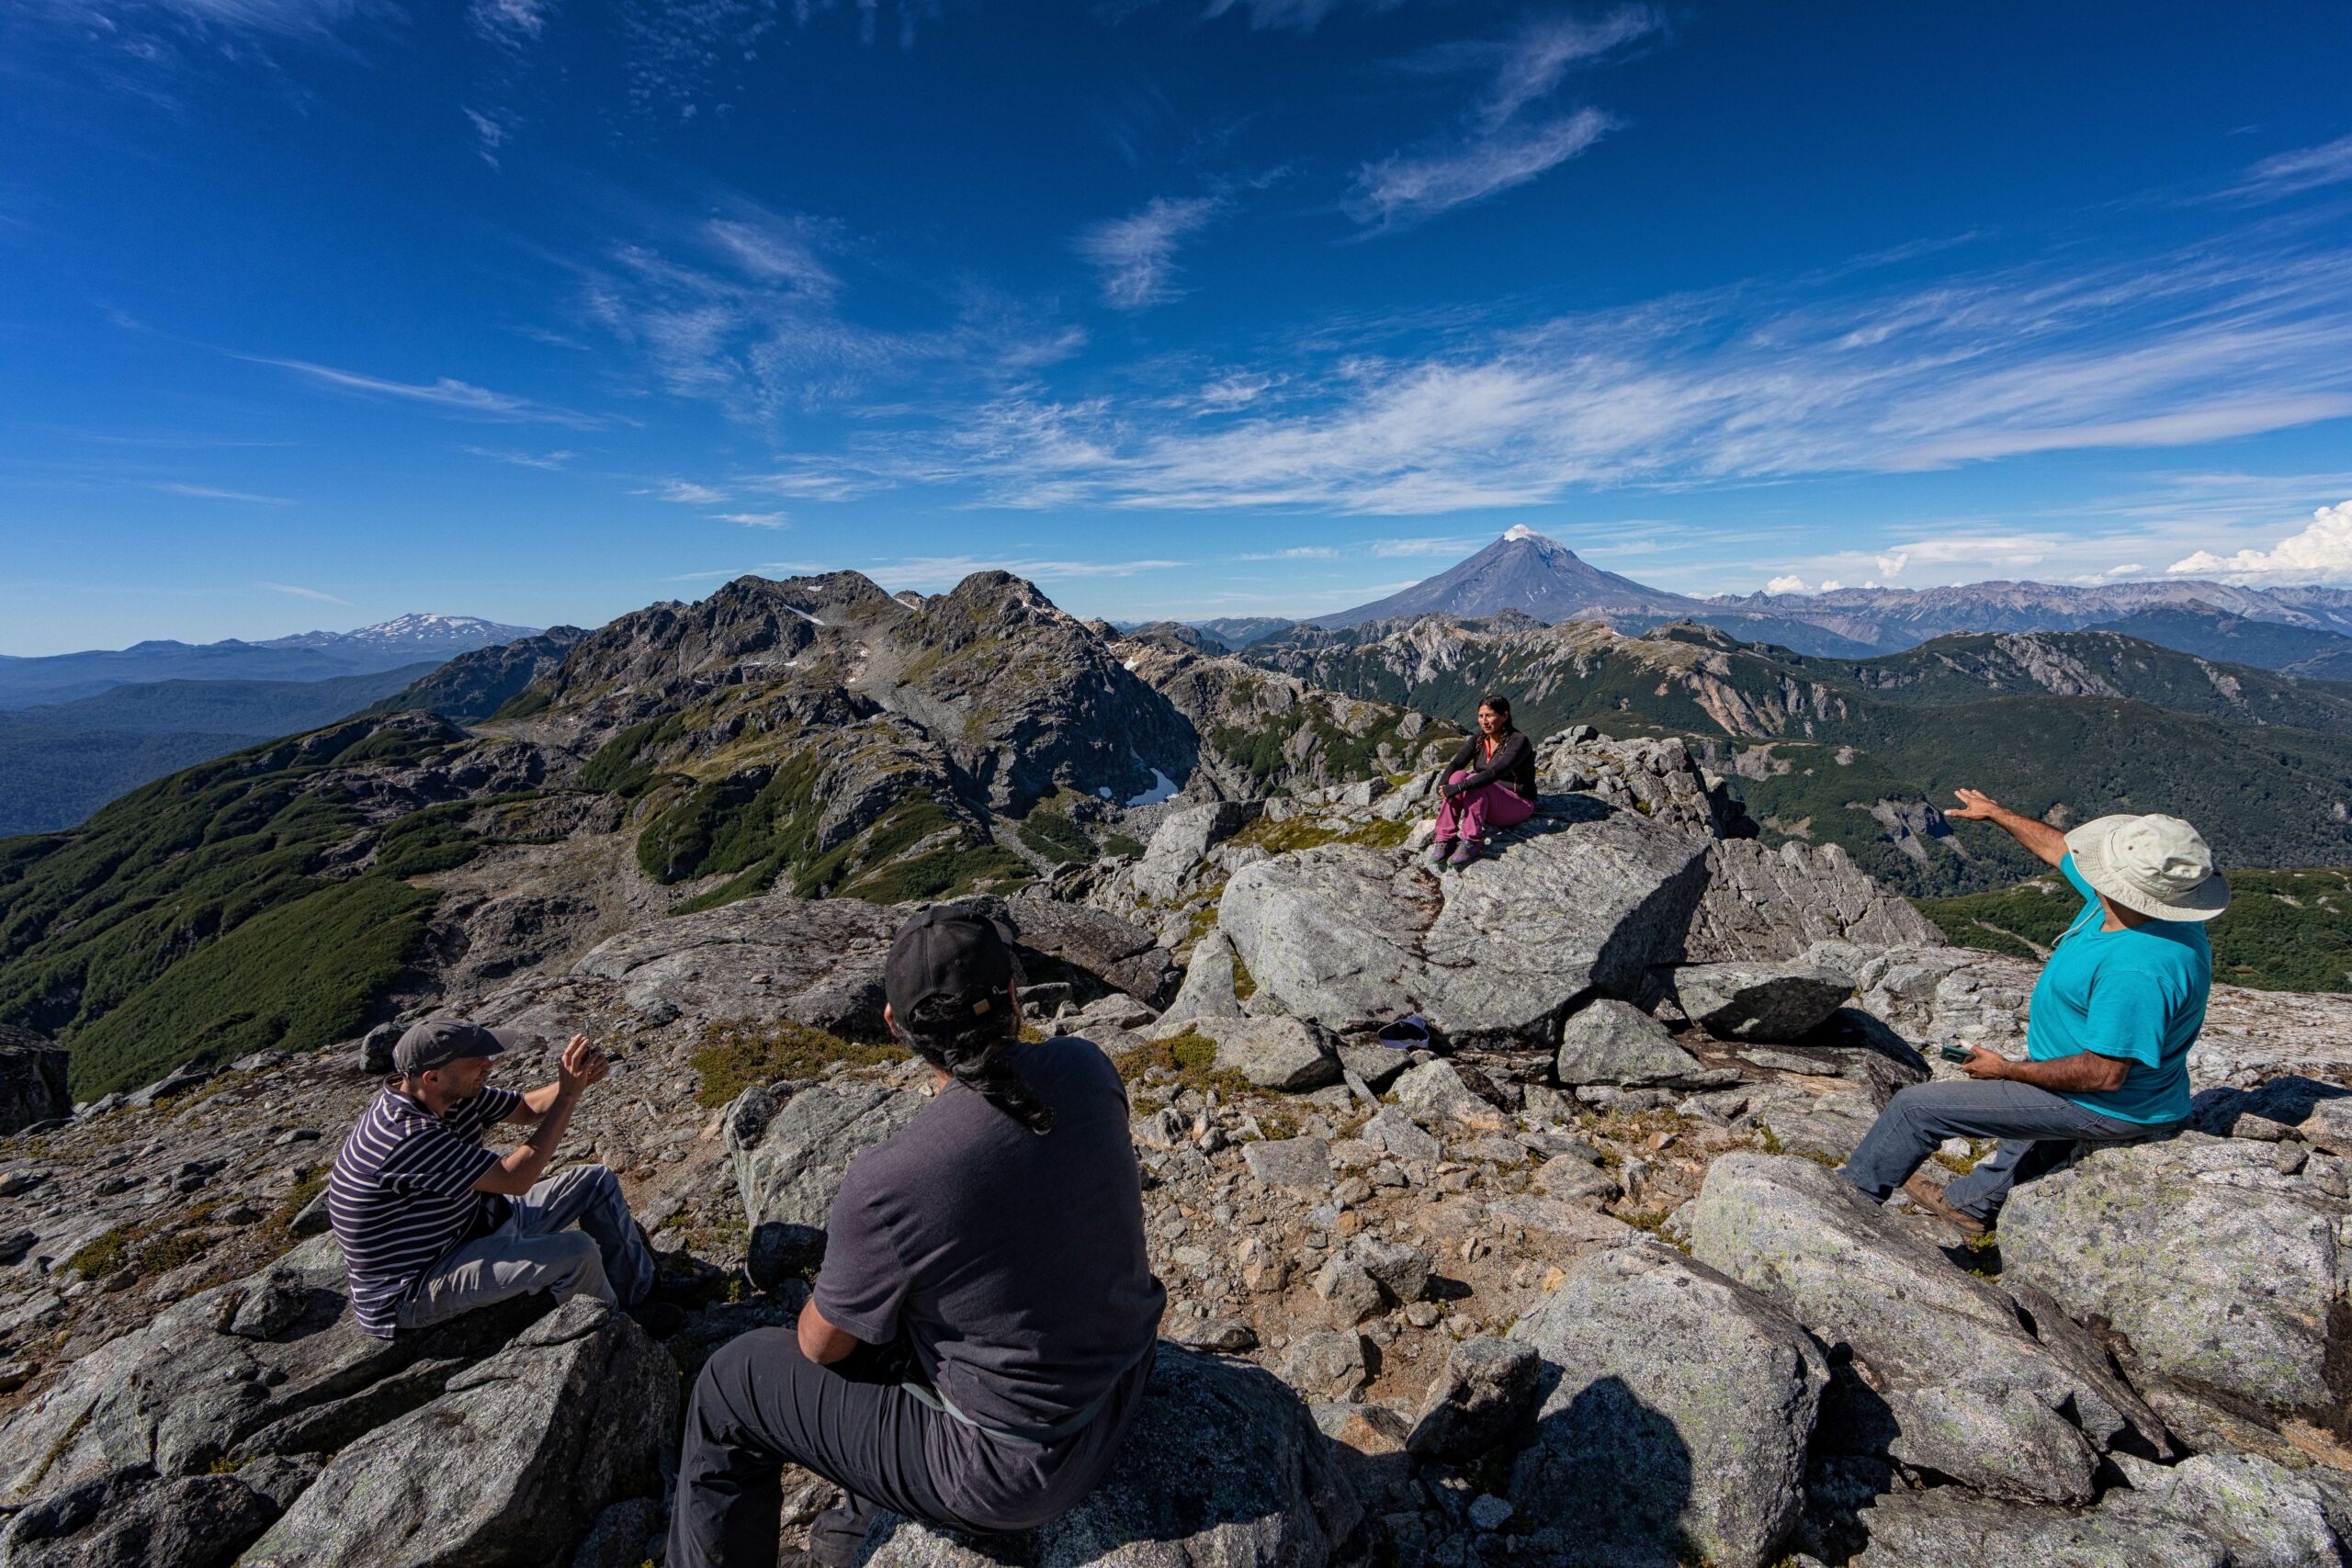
{"left": 395, "top": 1163, "right": 654, "bottom": 1332}
{"left": 1841, "top": 1078, "right": 2173, "bottom": 1222}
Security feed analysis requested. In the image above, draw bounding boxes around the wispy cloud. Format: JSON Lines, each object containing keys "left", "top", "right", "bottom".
{"left": 2170, "top": 498, "right": 2352, "bottom": 583}
{"left": 247, "top": 355, "right": 614, "bottom": 428}
{"left": 869, "top": 223, "right": 2352, "bottom": 515}
{"left": 153, "top": 481, "right": 296, "bottom": 503}
{"left": 639, "top": 479, "right": 729, "bottom": 504}
{"left": 671, "top": 559, "right": 830, "bottom": 581}
{"left": 463, "top": 446, "right": 574, "bottom": 469}
{"left": 715, "top": 511, "right": 790, "bottom": 527}
{"left": 1350, "top": 7, "right": 1656, "bottom": 230}
{"left": 1077, "top": 196, "right": 1222, "bottom": 310}
{"left": 2228, "top": 132, "right": 2352, "bottom": 201}
{"left": 469, "top": 0, "right": 554, "bottom": 47}
{"left": 1199, "top": 0, "right": 1405, "bottom": 32}
{"left": 1238, "top": 545, "right": 1339, "bottom": 559}
{"left": 256, "top": 580, "right": 351, "bottom": 604}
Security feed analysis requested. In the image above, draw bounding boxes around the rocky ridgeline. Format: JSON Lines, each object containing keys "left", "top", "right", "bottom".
{"left": 2, "top": 722, "right": 2349, "bottom": 1566}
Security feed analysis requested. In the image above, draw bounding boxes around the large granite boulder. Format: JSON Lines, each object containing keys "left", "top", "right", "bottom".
{"left": 0, "top": 1237, "right": 533, "bottom": 1505}
{"left": 2001, "top": 1133, "right": 2351, "bottom": 1429}
{"left": 1689, "top": 1155, "right": 2109, "bottom": 1503}
{"left": 1508, "top": 1241, "right": 1827, "bottom": 1568}
{"left": 1670, "top": 962, "right": 1852, "bottom": 1043}
{"left": 0, "top": 1026, "right": 70, "bottom": 1134}
{"left": 1217, "top": 797, "right": 1709, "bottom": 1047}
{"left": 241, "top": 1298, "right": 675, "bottom": 1567}
{"left": 726, "top": 1082, "right": 927, "bottom": 1280}
{"left": 0, "top": 1464, "right": 283, "bottom": 1568}
{"left": 571, "top": 896, "right": 902, "bottom": 1034}
{"left": 861, "top": 1345, "right": 1362, "bottom": 1567}
{"left": 1168, "top": 1015, "right": 1342, "bottom": 1091}
{"left": 1158, "top": 929, "right": 1246, "bottom": 1028}
{"left": 979, "top": 895, "right": 1181, "bottom": 1009}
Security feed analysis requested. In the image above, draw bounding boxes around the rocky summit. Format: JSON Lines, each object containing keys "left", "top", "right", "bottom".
{"left": 0, "top": 575, "right": 2348, "bottom": 1567}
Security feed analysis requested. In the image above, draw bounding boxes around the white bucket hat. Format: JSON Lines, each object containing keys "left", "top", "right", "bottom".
{"left": 2064, "top": 814, "right": 2230, "bottom": 922}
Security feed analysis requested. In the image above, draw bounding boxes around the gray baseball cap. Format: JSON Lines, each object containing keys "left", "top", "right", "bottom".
{"left": 393, "top": 1016, "right": 521, "bottom": 1076}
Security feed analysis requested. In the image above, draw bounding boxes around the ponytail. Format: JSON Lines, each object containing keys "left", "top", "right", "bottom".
{"left": 898, "top": 998, "right": 1056, "bottom": 1134}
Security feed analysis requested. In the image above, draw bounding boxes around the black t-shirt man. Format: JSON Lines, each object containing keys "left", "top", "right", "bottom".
{"left": 667, "top": 908, "right": 1165, "bottom": 1568}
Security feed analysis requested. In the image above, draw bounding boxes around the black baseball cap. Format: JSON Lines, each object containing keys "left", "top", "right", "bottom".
{"left": 884, "top": 908, "right": 1017, "bottom": 1033}
{"left": 393, "top": 1016, "right": 520, "bottom": 1076}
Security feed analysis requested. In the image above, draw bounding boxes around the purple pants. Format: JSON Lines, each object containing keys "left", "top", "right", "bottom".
{"left": 1434, "top": 770, "right": 1535, "bottom": 846}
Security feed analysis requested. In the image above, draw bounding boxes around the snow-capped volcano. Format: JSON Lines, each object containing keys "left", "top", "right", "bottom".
{"left": 260, "top": 615, "right": 541, "bottom": 652}
{"left": 1314, "top": 528, "right": 1708, "bottom": 628}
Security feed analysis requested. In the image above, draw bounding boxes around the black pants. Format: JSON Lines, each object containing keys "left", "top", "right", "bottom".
{"left": 667, "top": 1328, "right": 968, "bottom": 1568}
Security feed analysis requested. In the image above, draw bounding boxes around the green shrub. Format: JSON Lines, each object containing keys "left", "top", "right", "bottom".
{"left": 688, "top": 1020, "right": 903, "bottom": 1108}
{"left": 1016, "top": 810, "right": 1097, "bottom": 865}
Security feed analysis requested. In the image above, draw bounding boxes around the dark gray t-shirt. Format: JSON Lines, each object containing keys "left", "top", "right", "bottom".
{"left": 813, "top": 1036, "right": 1166, "bottom": 1529}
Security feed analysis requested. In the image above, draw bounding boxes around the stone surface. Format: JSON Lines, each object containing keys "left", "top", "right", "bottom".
{"left": 1509, "top": 1241, "right": 1827, "bottom": 1568}
{"left": 1282, "top": 1330, "right": 1370, "bottom": 1402}
{"left": 1689, "top": 1155, "right": 2107, "bottom": 1504}
{"left": 2002, "top": 1133, "right": 2351, "bottom": 1427}
{"left": 725, "top": 1082, "right": 927, "bottom": 1279}
{"left": 1217, "top": 800, "right": 1710, "bottom": 1047}
{"left": 863, "top": 1346, "right": 1361, "bottom": 1568}
{"left": 1670, "top": 963, "right": 1852, "bottom": 1043}
{"left": 0, "top": 1465, "right": 281, "bottom": 1568}
{"left": 242, "top": 1298, "right": 675, "bottom": 1567}
{"left": 1128, "top": 801, "right": 1263, "bottom": 904}
{"left": 1685, "top": 838, "right": 1943, "bottom": 964}
{"left": 574, "top": 897, "right": 902, "bottom": 1034}
{"left": 1357, "top": 1107, "right": 1441, "bottom": 1163}
{"left": 1406, "top": 1337, "right": 1544, "bottom": 1463}
{"left": 1182, "top": 1016, "right": 1343, "bottom": 1092}
{"left": 1243, "top": 1137, "right": 1333, "bottom": 1193}
{"left": 1392, "top": 1060, "right": 1504, "bottom": 1132}
{"left": 0, "top": 1026, "right": 70, "bottom": 1137}
{"left": 1554, "top": 1000, "right": 1713, "bottom": 1088}
{"left": 2128, "top": 1452, "right": 2346, "bottom": 1568}
{"left": 1159, "top": 929, "right": 1245, "bottom": 1027}
{"left": 1849, "top": 1486, "right": 2228, "bottom": 1567}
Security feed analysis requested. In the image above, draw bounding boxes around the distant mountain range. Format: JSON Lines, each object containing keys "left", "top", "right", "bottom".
{"left": 0, "top": 615, "right": 540, "bottom": 709}
{"left": 1244, "top": 614, "right": 2352, "bottom": 897}
{"left": 1310, "top": 527, "right": 2352, "bottom": 664}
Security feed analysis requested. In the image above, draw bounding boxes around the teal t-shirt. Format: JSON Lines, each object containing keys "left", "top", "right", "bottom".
{"left": 2023, "top": 852, "right": 2210, "bottom": 1124}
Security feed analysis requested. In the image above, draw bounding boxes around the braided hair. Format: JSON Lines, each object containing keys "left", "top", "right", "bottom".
{"left": 898, "top": 991, "right": 1057, "bottom": 1134}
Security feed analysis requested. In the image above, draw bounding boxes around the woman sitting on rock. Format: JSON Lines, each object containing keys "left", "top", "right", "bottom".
{"left": 1428, "top": 694, "right": 1537, "bottom": 867}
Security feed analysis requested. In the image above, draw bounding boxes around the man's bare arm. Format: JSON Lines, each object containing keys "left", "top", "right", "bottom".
{"left": 504, "top": 1032, "right": 607, "bottom": 1121}
{"left": 797, "top": 1297, "right": 863, "bottom": 1366}
{"left": 1944, "top": 789, "right": 2068, "bottom": 867}
{"left": 1958, "top": 1045, "right": 2130, "bottom": 1093}
{"left": 475, "top": 1036, "right": 604, "bottom": 1196}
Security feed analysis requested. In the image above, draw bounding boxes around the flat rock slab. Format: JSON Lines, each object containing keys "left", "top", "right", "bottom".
{"left": 572, "top": 897, "right": 900, "bottom": 1035}
{"left": 1244, "top": 1137, "right": 1333, "bottom": 1192}
{"left": 1850, "top": 1486, "right": 2229, "bottom": 1567}
{"left": 1218, "top": 800, "right": 1710, "bottom": 1047}
{"left": 1690, "top": 1154, "right": 2106, "bottom": 1504}
{"left": 2002, "top": 1133, "right": 2351, "bottom": 1425}
{"left": 1178, "top": 1016, "right": 1342, "bottom": 1091}
{"left": 863, "top": 1345, "right": 1361, "bottom": 1568}
{"left": 1510, "top": 1242, "right": 1827, "bottom": 1568}
{"left": 1671, "top": 963, "right": 1852, "bottom": 1043}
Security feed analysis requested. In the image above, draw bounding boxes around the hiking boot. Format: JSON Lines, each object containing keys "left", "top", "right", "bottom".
{"left": 1448, "top": 840, "right": 1481, "bottom": 867}
{"left": 627, "top": 1300, "right": 689, "bottom": 1338}
{"left": 1425, "top": 839, "right": 1455, "bottom": 866}
{"left": 1902, "top": 1175, "right": 1988, "bottom": 1237}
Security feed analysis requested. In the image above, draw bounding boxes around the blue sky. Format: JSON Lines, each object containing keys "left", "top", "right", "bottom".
{"left": 4, "top": 0, "right": 2350, "bottom": 652}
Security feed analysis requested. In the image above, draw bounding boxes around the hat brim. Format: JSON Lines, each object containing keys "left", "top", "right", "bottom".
{"left": 2065, "top": 818, "right": 2230, "bottom": 922}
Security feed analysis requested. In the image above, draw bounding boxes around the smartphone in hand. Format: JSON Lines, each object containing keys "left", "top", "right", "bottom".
{"left": 1938, "top": 1044, "right": 1974, "bottom": 1064}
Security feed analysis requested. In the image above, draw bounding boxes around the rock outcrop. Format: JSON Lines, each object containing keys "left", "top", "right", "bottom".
{"left": 726, "top": 1082, "right": 927, "bottom": 1280}
{"left": 1690, "top": 1155, "right": 2115, "bottom": 1503}
{"left": 2001, "top": 1134, "right": 2351, "bottom": 1429}
{"left": 1508, "top": 1241, "right": 1828, "bottom": 1568}
{"left": 861, "top": 1346, "right": 1363, "bottom": 1568}
{"left": 0, "top": 1029, "right": 68, "bottom": 1135}
{"left": 1218, "top": 799, "right": 1709, "bottom": 1047}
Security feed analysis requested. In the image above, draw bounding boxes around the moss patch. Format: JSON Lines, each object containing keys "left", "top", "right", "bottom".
{"left": 1016, "top": 809, "right": 1097, "bottom": 866}
{"left": 688, "top": 1019, "right": 904, "bottom": 1108}
{"left": 1115, "top": 1028, "right": 1251, "bottom": 1100}
{"left": 1227, "top": 814, "right": 1416, "bottom": 856}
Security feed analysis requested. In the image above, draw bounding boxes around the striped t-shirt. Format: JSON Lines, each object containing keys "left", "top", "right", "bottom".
{"left": 329, "top": 1083, "right": 522, "bottom": 1337}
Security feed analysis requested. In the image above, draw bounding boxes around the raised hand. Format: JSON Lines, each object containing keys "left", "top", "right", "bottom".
{"left": 558, "top": 1032, "right": 608, "bottom": 1094}
{"left": 1947, "top": 788, "right": 2003, "bottom": 821}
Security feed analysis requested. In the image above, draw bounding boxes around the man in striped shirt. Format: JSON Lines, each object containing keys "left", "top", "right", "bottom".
{"left": 328, "top": 1015, "right": 668, "bottom": 1339}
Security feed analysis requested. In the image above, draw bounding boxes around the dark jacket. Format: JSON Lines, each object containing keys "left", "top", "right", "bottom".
{"left": 1439, "top": 729, "right": 1535, "bottom": 799}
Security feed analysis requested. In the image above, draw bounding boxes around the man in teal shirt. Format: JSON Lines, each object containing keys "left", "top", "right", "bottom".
{"left": 1842, "top": 792, "right": 2226, "bottom": 1233}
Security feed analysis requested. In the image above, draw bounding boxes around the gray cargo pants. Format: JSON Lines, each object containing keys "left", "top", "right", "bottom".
{"left": 1840, "top": 1078, "right": 2175, "bottom": 1222}
{"left": 394, "top": 1163, "right": 654, "bottom": 1331}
